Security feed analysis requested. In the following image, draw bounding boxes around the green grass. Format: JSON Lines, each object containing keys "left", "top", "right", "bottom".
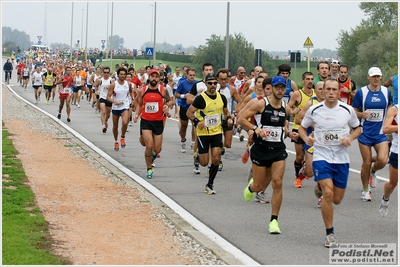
{"left": 2, "top": 129, "right": 70, "bottom": 265}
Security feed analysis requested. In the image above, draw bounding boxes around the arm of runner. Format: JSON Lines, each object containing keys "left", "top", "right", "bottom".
{"left": 383, "top": 105, "right": 398, "bottom": 134}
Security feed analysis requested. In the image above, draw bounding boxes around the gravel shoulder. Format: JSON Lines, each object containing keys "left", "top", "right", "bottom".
{"left": 2, "top": 85, "right": 226, "bottom": 265}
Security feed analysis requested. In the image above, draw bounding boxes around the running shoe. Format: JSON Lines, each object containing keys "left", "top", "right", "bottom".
{"left": 151, "top": 162, "right": 156, "bottom": 167}
{"left": 181, "top": 141, "right": 186, "bottom": 153}
{"left": 204, "top": 184, "right": 216, "bottom": 194}
{"left": 314, "top": 183, "right": 322, "bottom": 198}
{"left": 317, "top": 196, "right": 323, "bottom": 208}
{"left": 77, "top": 104, "right": 80, "bottom": 108}
{"left": 218, "top": 161, "right": 223, "bottom": 171}
{"left": 207, "top": 164, "right": 211, "bottom": 175}
{"left": 235, "top": 125, "right": 242, "bottom": 135}
{"left": 102, "top": 125, "right": 107, "bottom": 133}
{"left": 57, "top": 113, "right": 61, "bottom": 119}
{"left": 221, "top": 146, "right": 225, "bottom": 156}
{"left": 361, "top": 190, "right": 372, "bottom": 202}
{"left": 190, "top": 141, "right": 195, "bottom": 151}
{"left": 114, "top": 142, "right": 119, "bottom": 151}
{"left": 379, "top": 198, "right": 389, "bottom": 217}
{"left": 193, "top": 152, "right": 200, "bottom": 164}
{"left": 194, "top": 164, "right": 201, "bottom": 174}
{"left": 120, "top": 138, "right": 126, "bottom": 148}
{"left": 324, "top": 233, "right": 337, "bottom": 248}
{"left": 239, "top": 135, "right": 245, "bottom": 142}
{"left": 255, "top": 192, "right": 270, "bottom": 204}
{"left": 152, "top": 151, "right": 157, "bottom": 162}
{"left": 241, "top": 147, "right": 250, "bottom": 163}
{"left": 369, "top": 172, "right": 378, "bottom": 188}
{"left": 146, "top": 169, "right": 154, "bottom": 179}
{"left": 67, "top": 117, "right": 71, "bottom": 122}
{"left": 294, "top": 177, "right": 302, "bottom": 188}
{"left": 269, "top": 219, "right": 281, "bottom": 234}
{"left": 244, "top": 178, "right": 254, "bottom": 202}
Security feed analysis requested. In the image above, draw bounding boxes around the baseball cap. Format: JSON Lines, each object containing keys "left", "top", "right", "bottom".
{"left": 368, "top": 67, "right": 382, "bottom": 76}
{"left": 271, "top": 76, "right": 287, "bottom": 86}
{"left": 205, "top": 73, "right": 217, "bottom": 82}
{"left": 331, "top": 60, "right": 340, "bottom": 65}
{"left": 149, "top": 69, "right": 160, "bottom": 76}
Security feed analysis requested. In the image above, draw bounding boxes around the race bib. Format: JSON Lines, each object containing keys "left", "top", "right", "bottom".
{"left": 46, "top": 78, "right": 53, "bottom": 83}
{"left": 62, "top": 87, "right": 71, "bottom": 94}
{"left": 204, "top": 114, "right": 220, "bottom": 127}
{"left": 366, "top": 109, "right": 384, "bottom": 122}
{"left": 35, "top": 77, "right": 41, "bottom": 83}
{"left": 145, "top": 102, "right": 158, "bottom": 113}
{"left": 321, "top": 129, "right": 343, "bottom": 145}
{"left": 262, "top": 126, "right": 282, "bottom": 142}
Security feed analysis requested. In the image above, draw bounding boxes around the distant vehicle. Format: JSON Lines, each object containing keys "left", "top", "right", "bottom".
{"left": 30, "top": 44, "right": 49, "bottom": 51}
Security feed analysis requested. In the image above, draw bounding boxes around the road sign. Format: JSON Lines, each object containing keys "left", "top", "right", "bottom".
{"left": 101, "top": 44, "right": 105, "bottom": 49}
{"left": 37, "top": 36, "right": 42, "bottom": 40}
{"left": 303, "top": 37, "right": 314, "bottom": 48}
{"left": 145, "top": 47, "right": 154, "bottom": 57}
{"left": 101, "top": 40, "right": 106, "bottom": 44}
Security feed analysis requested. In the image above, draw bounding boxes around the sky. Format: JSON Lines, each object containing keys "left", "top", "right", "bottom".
{"left": 1, "top": 1, "right": 368, "bottom": 52}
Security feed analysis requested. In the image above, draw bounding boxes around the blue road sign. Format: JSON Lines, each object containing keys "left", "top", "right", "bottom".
{"left": 145, "top": 47, "right": 154, "bottom": 57}
{"left": 101, "top": 44, "right": 105, "bottom": 49}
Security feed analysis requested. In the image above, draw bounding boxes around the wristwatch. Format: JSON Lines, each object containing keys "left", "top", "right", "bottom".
{"left": 252, "top": 125, "right": 258, "bottom": 131}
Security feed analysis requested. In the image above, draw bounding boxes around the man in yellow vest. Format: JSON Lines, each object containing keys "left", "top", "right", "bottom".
{"left": 186, "top": 73, "right": 233, "bottom": 195}
{"left": 42, "top": 67, "right": 55, "bottom": 104}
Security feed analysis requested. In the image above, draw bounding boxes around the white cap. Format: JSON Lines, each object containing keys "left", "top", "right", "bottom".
{"left": 368, "top": 67, "right": 382, "bottom": 76}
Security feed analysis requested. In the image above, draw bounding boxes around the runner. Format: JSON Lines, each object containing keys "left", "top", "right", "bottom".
{"left": 299, "top": 79, "right": 361, "bottom": 247}
{"left": 287, "top": 72, "right": 316, "bottom": 188}
{"left": 133, "top": 69, "right": 171, "bottom": 179}
{"left": 380, "top": 104, "right": 398, "bottom": 217}
{"left": 186, "top": 73, "right": 233, "bottom": 194}
{"left": 240, "top": 76, "right": 299, "bottom": 234}
{"left": 31, "top": 66, "right": 43, "bottom": 104}
{"left": 106, "top": 67, "right": 134, "bottom": 151}
{"left": 94, "top": 67, "right": 114, "bottom": 133}
{"left": 352, "top": 67, "right": 391, "bottom": 201}
{"left": 42, "top": 67, "right": 55, "bottom": 104}
{"left": 56, "top": 66, "right": 73, "bottom": 122}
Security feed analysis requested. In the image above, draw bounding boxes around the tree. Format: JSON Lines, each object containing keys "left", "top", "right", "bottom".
{"left": 349, "top": 30, "right": 397, "bottom": 86}
{"left": 359, "top": 2, "right": 398, "bottom": 30}
{"left": 337, "top": 2, "right": 398, "bottom": 85}
{"left": 193, "top": 33, "right": 255, "bottom": 74}
{"left": 2, "top": 26, "right": 32, "bottom": 52}
{"left": 108, "top": 35, "right": 124, "bottom": 50}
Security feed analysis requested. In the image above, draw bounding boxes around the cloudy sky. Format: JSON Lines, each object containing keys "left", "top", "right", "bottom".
{"left": 2, "top": 1, "right": 367, "bottom": 52}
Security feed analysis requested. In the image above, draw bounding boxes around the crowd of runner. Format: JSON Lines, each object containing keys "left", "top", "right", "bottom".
{"left": 3, "top": 50, "right": 398, "bottom": 248}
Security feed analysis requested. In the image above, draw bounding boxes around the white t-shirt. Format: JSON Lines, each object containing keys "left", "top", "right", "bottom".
{"left": 32, "top": 72, "right": 43, "bottom": 86}
{"left": 301, "top": 101, "right": 360, "bottom": 164}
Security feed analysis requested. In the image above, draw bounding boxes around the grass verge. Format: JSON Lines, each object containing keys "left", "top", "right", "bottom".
{"left": 2, "top": 128, "right": 71, "bottom": 265}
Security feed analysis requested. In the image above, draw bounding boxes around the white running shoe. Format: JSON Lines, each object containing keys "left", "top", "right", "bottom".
{"left": 361, "top": 190, "right": 372, "bottom": 202}
{"left": 181, "top": 142, "right": 186, "bottom": 153}
{"left": 369, "top": 173, "right": 378, "bottom": 188}
{"left": 255, "top": 192, "right": 269, "bottom": 204}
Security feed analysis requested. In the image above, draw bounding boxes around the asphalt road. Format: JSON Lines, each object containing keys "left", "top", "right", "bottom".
{"left": 4, "top": 71, "right": 397, "bottom": 265}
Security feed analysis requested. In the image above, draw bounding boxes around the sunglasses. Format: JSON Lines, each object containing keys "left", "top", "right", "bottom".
{"left": 207, "top": 82, "right": 218, "bottom": 85}
{"left": 103, "top": 72, "right": 110, "bottom": 74}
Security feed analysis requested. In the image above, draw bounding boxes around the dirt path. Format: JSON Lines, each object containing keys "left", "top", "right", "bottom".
{"left": 2, "top": 87, "right": 223, "bottom": 265}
